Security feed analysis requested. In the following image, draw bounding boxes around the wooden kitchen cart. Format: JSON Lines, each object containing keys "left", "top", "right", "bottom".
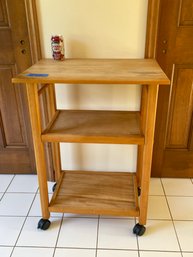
{"left": 12, "top": 59, "right": 170, "bottom": 236}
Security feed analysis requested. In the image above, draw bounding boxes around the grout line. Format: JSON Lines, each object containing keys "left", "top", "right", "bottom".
{"left": 52, "top": 213, "right": 64, "bottom": 257}
{"left": 9, "top": 192, "right": 37, "bottom": 257}
{"left": 0, "top": 245, "right": 186, "bottom": 252}
{"left": 4, "top": 245, "right": 54, "bottom": 249}
{"left": 0, "top": 175, "right": 15, "bottom": 201}
{"left": 134, "top": 218, "right": 141, "bottom": 257}
{"left": 92, "top": 248, "right": 140, "bottom": 252}
{"left": 0, "top": 245, "right": 187, "bottom": 254}
{"left": 139, "top": 249, "right": 184, "bottom": 253}
{"left": 160, "top": 179, "right": 183, "bottom": 256}
{"left": 4, "top": 175, "right": 16, "bottom": 193}
{"left": 3, "top": 192, "right": 39, "bottom": 194}
{"left": 160, "top": 178, "right": 165, "bottom": 195}
{"left": 95, "top": 215, "right": 100, "bottom": 257}
{"left": 52, "top": 246, "right": 97, "bottom": 250}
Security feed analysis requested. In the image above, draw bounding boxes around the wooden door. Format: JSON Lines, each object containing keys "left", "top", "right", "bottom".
{"left": 0, "top": 0, "right": 38, "bottom": 173}
{"left": 148, "top": 0, "right": 193, "bottom": 177}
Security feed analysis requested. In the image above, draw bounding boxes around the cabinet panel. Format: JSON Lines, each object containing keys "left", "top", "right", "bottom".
{"left": 0, "top": 65, "right": 26, "bottom": 146}
{"left": 179, "top": 0, "right": 193, "bottom": 26}
{"left": 0, "top": 0, "right": 8, "bottom": 26}
{"left": 166, "top": 65, "right": 193, "bottom": 149}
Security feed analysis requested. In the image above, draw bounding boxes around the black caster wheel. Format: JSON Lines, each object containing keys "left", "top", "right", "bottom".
{"left": 137, "top": 187, "right": 141, "bottom": 196}
{"left": 37, "top": 218, "right": 51, "bottom": 230}
{"left": 133, "top": 223, "right": 146, "bottom": 236}
{"left": 52, "top": 183, "right": 57, "bottom": 192}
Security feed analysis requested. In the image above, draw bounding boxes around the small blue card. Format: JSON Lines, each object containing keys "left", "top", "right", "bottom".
{"left": 26, "top": 73, "right": 49, "bottom": 77}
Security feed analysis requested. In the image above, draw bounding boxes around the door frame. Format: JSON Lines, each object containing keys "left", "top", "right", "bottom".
{"left": 24, "top": 0, "right": 42, "bottom": 63}
{"left": 145, "top": 0, "right": 160, "bottom": 58}
{"left": 145, "top": 0, "right": 164, "bottom": 177}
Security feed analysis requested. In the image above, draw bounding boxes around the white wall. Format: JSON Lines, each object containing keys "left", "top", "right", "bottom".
{"left": 36, "top": 0, "right": 148, "bottom": 172}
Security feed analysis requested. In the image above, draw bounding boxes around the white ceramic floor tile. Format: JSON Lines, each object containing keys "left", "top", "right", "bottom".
{"left": 0, "top": 175, "right": 14, "bottom": 192}
{"left": 149, "top": 178, "right": 164, "bottom": 195}
{"left": 0, "top": 193, "right": 3, "bottom": 200}
{"left": 12, "top": 247, "right": 54, "bottom": 257}
{"left": 162, "top": 178, "right": 193, "bottom": 196}
{"left": 29, "top": 194, "right": 62, "bottom": 217}
{"left": 97, "top": 250, "right": 138, "bottom": 257}
{"left": 167, "top": 196, "right": 193, "bottom": 220}
{"left": 54, "top": 248, "right": 96, "bottom": 257}
{"left": 7, "top": 175, "right": 38, "bottom": 193}
{"left": 0, "top": 193, "right": 35, "bottom": 216}
{"left": 57, "top": 217, "right": 98, "bottom": 248}
{"left": 174, "top": 221, "right": 193, "bottom": 251}
{"left": 97, "top": 218, "right": 137, "bottom": 250}
{"left": 0, "top": 247, "right": 13, "bottom": 257}
{"left": 183, "top": 253, "right": 193, "bottom": 257}
{"left": 138, "top": 220, "right": 180, "bottom": 251}
{"left": 0, "top": 217, "right": 25, "bottom": 246}
{"left": 147, "top": 196, "right": 171, "bottom": 219}
{"left": 140, "top": 251, "right": 182, "bottom": 257}
{"left": 17, "top": 217, "right": 61, "bottom": 247}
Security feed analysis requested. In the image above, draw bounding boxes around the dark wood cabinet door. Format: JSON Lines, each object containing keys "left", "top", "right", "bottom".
{"left": 0, "top": 0, "right": 36, "bottom": 172}
{"left": 152, "top": 0, "right": 193, "bottom": 177}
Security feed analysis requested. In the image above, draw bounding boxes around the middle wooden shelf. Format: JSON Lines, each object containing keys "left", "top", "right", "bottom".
{"left": 41, "top": 109, "right": 144, "bottom": 144}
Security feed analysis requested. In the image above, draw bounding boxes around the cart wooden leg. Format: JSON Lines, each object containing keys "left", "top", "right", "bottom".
{"left": 26, "top": 83, "right": 50, "bottom": 222}
{"left": 47, "top": 84, "right": 62, "bottom": 182}
{"left": 136, "top": 85, "right": 148, "bottom": 190}
{"left": 139, "top": 84, "right": 159, "bottom": 226}
{"left": 51, "top": 142, "right": 61, "bottom": 182}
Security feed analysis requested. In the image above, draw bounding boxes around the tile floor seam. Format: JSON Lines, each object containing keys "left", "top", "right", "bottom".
{"left": 9, "top": 192, "right": 37, "bottom": 257}
{"left": 11, "top": 245, "right": 54, "bottom": 249}
{"left": 52, "top": 213, "right": 64, "bottom": 257}
{"left": 95, "top": 248, "right": 140, "bottom": 251}
{"left": 27, "top": 191, "right": 42, "bottom": 217}
{"left": 160, "top": 178, "right": 166, "bottom": 196}
{"left": 56, "top": 246, "right": 97, "bottom": 250}
{"left": 139, "top": 249, "right": 183, "bottom": 253}
{"left": 135, "top": 217, "right": 140, "bottom": 257}
{"left": 160, "top": 179, "right": 183, "bottom": 255}
{"left": 96, "top": 246, "right": 139, "bottom": 251}
{"left": 0, "top": 175, "right": 15, "bottom": 203}
{"left": 95, "top": 216, "right": 100, "bottom": 257}
{"left": 4, "top": 192, "right": 38, "bottom": 194}
{"left": 5, "top": 175, "right": 16, "bottom": 192}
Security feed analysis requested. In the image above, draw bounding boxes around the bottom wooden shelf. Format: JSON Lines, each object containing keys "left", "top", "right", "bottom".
{"left": 49, "top": 170, "right": 139, "bottom": 217}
